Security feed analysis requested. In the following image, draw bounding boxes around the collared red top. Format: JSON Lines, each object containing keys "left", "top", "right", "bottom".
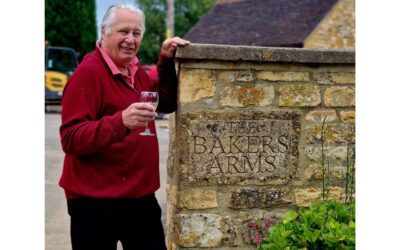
{"left": 96, "top": 41, "right": 139, "bottom": 89}
{"left": 59, "top": 44, "right": 177, "bottom": 199}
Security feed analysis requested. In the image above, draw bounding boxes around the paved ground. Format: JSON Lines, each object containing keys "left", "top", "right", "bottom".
{"left": 45, "top": 110, "right": 170, "bottom": 250}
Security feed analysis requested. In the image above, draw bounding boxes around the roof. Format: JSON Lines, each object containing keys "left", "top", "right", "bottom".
{"left": 184, "top": 0, "right": 339, "bottom": 47}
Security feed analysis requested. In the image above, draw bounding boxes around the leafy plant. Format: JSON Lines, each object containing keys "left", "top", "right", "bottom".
{"left": 258, "top": 200, "right": 355, "bottom": 250}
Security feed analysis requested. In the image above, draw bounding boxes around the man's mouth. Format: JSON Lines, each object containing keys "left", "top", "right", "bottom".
{"left": 121, "top": 47, "right": 135, "bottom": 53}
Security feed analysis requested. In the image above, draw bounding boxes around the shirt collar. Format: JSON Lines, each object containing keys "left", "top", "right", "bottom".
{"left": 96, "top": 41, "right": 138, "bottom": 76}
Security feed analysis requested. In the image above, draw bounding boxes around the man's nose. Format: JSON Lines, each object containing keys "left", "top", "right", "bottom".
{"left": 125, "top": 33, "right": 135, "bottom": 43}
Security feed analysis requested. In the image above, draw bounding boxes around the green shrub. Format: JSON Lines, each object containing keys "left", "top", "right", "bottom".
{"left": 258, "top": 200, "right": 355, "bottom": 250}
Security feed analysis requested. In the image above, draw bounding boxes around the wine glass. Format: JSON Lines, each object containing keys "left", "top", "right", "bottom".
{"left": 139, "top": 91, "right": 159, "bottom": 136}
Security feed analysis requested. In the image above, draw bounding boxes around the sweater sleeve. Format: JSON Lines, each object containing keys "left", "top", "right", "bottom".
{"left": 60, "top": 64, "right": 129, "bottom": 156}
{"left": 155, "top": 55, "right": 178, "bottom": 114}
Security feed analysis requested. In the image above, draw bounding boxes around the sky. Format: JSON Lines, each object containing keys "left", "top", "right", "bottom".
{"left": 96, "top": 0, "right": 137, "bottom": 39}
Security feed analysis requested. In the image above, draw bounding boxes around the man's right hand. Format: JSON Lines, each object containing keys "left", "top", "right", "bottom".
{"left": 122, "top": 102, "right": 157, "bottom": 130}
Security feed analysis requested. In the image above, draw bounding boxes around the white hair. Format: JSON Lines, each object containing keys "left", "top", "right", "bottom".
{"left": 101, "top": 3, "right": 145, "bottom": 40}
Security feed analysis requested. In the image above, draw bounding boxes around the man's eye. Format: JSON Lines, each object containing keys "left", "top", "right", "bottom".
{"left": 119, "top": 30, "right": 128, "bottom": 35}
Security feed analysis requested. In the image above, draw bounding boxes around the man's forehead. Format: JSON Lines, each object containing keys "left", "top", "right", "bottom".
{"left": 113, "top": 10, "right": 142, "bottom": 25}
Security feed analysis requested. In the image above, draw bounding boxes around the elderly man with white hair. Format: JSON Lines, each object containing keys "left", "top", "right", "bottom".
{"left": 59, "top": 3, "right": 190, "bottom": 250}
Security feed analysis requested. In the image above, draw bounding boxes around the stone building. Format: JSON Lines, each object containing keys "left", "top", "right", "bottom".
{"left": 184, "top": 0, "right": 355, "bottom": 49}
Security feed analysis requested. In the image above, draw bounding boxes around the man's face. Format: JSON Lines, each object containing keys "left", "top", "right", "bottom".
{"left": 102, "top": 9, "right": 143, "bottom": 68}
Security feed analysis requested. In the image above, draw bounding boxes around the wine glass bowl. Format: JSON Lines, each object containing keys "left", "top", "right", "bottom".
{"left": 139, "top": 91, "right": 159, "bottom": 136}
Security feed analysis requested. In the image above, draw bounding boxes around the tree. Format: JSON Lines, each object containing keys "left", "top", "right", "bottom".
{"left": 136, "top": 0, "right": 216, "bottom": 64}
{"left": 45, "top": 0, "right": 97, "bottom": 61}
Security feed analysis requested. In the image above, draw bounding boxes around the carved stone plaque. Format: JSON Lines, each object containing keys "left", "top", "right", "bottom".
{"left": 179, "top": 111, "right": 300, "bottom": 185}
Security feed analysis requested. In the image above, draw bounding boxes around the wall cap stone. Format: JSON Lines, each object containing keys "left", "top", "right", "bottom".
{"left": 176, "top": 43, "right": 355, "bottom": 64}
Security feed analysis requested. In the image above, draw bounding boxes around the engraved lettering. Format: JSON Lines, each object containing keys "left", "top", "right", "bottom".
{"left": 227, "top": 156, "right": 244, "bottom": 173}
{"left": 210, "top": 136, "right": 226, "bottom": 154}
{"left": 188, "top": 114, "right": 299, "bottom": 182}
{"left": 243, "top": 154, "right": 260, "bottom": 172}
{"left": 278, "top": 135, "right": 289, "bottom": 153}
{"left": 247, "top": 136, "right": 260, "bottom": 153}
{"left": 208, "top": 156, "right": 223, "bottom": 174}
{"left": 192, "top": 136, "right": 207, "bottom": 154}
{"left": 228, "top": 136, "right": 244, "bottom": 153}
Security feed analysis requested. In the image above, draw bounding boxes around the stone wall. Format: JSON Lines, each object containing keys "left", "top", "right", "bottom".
{"left": 166, "top": 44, "right": 355, "bottom": 249}
{"left": 304, "top": 0, "right": 355, "bottom": 49}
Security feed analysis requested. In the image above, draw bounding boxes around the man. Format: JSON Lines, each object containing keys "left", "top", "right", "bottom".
{"left": 59, "top": 3, "right": 189, "bottom": 250}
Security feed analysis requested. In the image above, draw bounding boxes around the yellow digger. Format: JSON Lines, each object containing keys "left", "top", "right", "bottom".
{"left": 45, "top": 46, "right": 78, "bottom": 109}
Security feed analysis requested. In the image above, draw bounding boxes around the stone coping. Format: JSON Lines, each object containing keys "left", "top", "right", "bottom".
{"left": 176, "top": 43, "right": 355, "bottom": 64}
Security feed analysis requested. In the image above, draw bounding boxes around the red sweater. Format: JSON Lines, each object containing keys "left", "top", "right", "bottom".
{"left": 59, "top": 47, "right": 177, "bottom": 199}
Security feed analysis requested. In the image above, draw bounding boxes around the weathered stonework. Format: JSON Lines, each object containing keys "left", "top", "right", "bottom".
{"left": 176, "top": 214, "right": 237, "bottom": 247}
{"left": 217, "top": 71, "right": 236, "bottom": 82}
{"left": 180, "top": 189, "right": 218, "bottom": 209}
{"left": 168, "top": 44, "right": 355, "bottom": 249}
{"left": 312, "top": 72, "right": 355, "bottom": 84}
{"left": 324, "top": 86, "right": 355, "bottom": 107}
{"left": 304, "top": 146, "right": 350, "bottom": 162}
{"left": 217, "top": 70, "right": 255, "bottom": 82}
{"left": 237, "top": 70, "right": 256, "bottom": 82}
{"left": 303, "top": 163, "right": 348, "bottom": 181}
{"left": 219, "top": 85, "right": 274, "bottom": 107}
{"left": 305, "top": 109, "right": 337, "bottom": 122}
{"left": 278, "top": 84, "right": 321, "bottom": 107}
{"left": 230, "top": 187, "right": 291, "bottom": 209}
{"left": 180, "top": 111, "right": 300, "bottom": 185}
{"left": 257, "top": 71, "right": 309, "bottom": 82}
{"left": 294, "top": 186, "right": 344, "bottom": 206}
{"left": 340, "top": 110, "right": 355, "bottom": 123}
{"left": 179, "top": 69, "right": 216, "bottom": 104}
{"left": 306, "top": 124, "right": 355, "bottom": 144}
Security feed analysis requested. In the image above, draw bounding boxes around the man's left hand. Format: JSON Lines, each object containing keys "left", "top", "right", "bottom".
{"left": 160, "top": 37, "right": 190, "bottom": 58}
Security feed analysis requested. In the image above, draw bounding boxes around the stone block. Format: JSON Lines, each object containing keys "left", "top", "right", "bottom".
{"left": 219, "top": 85, "right": 274, "bottom": 107}
{"left": 217, "top": 70, "right": 255, "bottom": 82}
{"left": 278, "top": 84, "right": 321, "bottom": 107}
{"left": 340, "top": 110, "right": 355, "bottom": 123}
{"left": 167, "top": 184, "right": 178, "bottom": 206}
{"left": 237, "top": 70, "right": 255, "bottom": 82}
{"left": 324, "top": 86, "right": 355, "bottom": 107}
{"left": 217, "top": 71, "right": 236, "bottom": 82}
{"left": 313, "top": 72, "right": 355, "bottom": 84}
{"left": 303, "top": 163, "right": 349, "bottom": 181}
{"left": 179, "top": 111, "right": 301, "bottom": 185}
{"left": 176, "top": 214, "right": 237, "bottom": 247}
{"left": 257, "top": 71, "right": 309, "bottom": 82}
{"left": 180, "top": 189, "right": 218, "bottom": 209}
{"left": 306, "top": 124, "right": 355, "bottom": 144}
{"left": 294, "top": 186, "right": 344, "bottom": 206}
{"left": 305, "top": 109, "right": 337, "bottom": 122}
{"left": 230, "top": 187, "right": 291, "bottom": 209}
{"left": 165, "top": 236, "right": 177, "bottom": 250}
{"left": 166, "top": 203, "right": 175, "bottom": 233}
{"left": 304, "top": 146, "right": 349, "bottom": 162}
{"left": 179, "top": 69, "right": 216, "bottom": 104}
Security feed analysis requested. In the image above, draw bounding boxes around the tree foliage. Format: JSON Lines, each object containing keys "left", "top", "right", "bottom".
{"left": 136, "top": 0, "right": 216, "bottom": 64}
{"left": 45, "top": 0, "right": 97, "bottom": 61}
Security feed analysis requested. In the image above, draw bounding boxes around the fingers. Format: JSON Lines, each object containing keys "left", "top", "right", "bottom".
{"left": 163, "top": 37, "right": 191, "bottom": 47}
{"left": 161, "top": 36, "right": 191, "bottom": 58}
{"left": 122, "top": 103, "right": 157, "bottom": 130}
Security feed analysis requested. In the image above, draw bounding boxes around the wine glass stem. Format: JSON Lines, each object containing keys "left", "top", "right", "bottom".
{"left": 145, "top": 122, "right": 150, "bottom": 132}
